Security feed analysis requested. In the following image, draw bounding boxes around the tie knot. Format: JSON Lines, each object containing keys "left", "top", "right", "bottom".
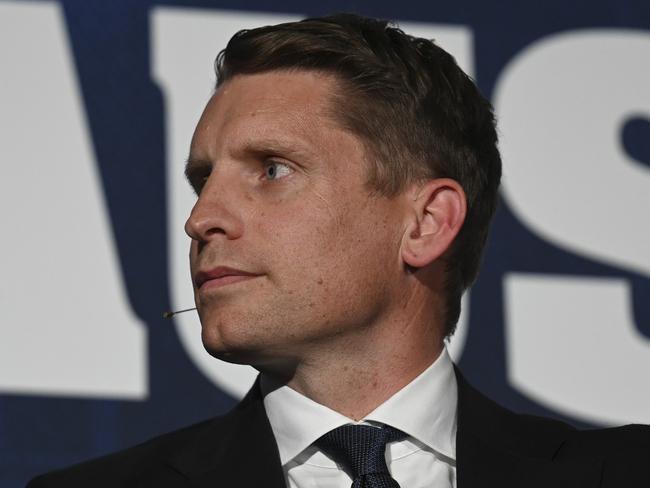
{"left": 316, "top": 424, "right": 406, "bottom": 478}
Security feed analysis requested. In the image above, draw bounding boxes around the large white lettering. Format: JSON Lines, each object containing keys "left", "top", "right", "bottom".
{"left": 496, "top": 30, "right": 650, "bottom": 424}
{"left": 506, "top": 275, "right": 650, "bottom": 425}
{"left": 0, "top": 1, "right": 147, "bottom": 399}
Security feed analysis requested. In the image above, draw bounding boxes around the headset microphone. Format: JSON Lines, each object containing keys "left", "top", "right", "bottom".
{"left": 162, "top": 307, "right": 197, "bottom": 319}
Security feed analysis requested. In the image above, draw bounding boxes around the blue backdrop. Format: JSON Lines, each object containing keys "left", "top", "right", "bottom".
{"left": 1, "top": 1, "right": 649, "bottom": 486}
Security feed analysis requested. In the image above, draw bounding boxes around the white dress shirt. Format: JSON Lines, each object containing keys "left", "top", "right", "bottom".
{"left": 261, "top": 347, "right": 458, "bottom": 488}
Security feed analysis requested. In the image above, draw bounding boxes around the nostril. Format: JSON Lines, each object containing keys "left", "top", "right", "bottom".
{"left": 206, "top": 226, "right": 227, "bottom": 235}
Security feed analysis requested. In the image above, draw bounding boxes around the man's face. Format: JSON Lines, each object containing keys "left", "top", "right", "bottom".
{"left": 185, "top": 71, "right": 406, "bottom": 370}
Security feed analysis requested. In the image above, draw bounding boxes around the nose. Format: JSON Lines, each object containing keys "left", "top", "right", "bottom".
{"left": 184, "top": 171, "right": 243, "bottom": 243}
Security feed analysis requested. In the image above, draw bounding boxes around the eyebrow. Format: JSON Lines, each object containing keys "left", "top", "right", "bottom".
{"left": 184, "top": 157, "right": 211, "bottom": 184}
{"left": 185, "top": 137, "right": 316, "bottom": 179}
{"left": 236, "top": 137, "right": 315, "bottom": 161}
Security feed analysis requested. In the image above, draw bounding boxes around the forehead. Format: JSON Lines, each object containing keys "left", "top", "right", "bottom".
{"left": 190, "top": 70, "right": 345, "bottom": 157}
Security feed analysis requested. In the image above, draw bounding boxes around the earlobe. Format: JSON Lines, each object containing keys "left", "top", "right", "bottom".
{"left": 401, "top": 178, "right": 467, "bottom": 269}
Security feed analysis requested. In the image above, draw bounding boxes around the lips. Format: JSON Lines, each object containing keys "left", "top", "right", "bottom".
{"left": 194, "top": 266, "right": 262, "bottom": 290}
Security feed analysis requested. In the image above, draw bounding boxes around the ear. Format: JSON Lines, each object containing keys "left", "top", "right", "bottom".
{"left": 401, "top": 178, "right": 467, "bottom": 268}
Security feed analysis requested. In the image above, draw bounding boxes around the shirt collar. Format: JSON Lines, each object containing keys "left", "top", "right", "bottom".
{"left": 261, "top": 347, "right": 457, "bottom": 465}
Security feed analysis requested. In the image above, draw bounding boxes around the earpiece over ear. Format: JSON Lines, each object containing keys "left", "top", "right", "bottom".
{"left": 401, "top": 178, "right": 467, "bottom": 269}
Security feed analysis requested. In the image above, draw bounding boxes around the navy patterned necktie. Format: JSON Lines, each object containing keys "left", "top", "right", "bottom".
{"left": 316, "top": 424, "right": 406, "bottom": 488}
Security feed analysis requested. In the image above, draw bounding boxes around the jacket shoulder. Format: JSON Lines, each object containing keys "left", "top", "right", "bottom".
{"left": 456, "top": 368, "right": 576, "bottom": 458}
{"left": 561, "top": 424, "right": 650, "bottom": 485}
{"left": 456, "top": 367, "right": 650, "bottom": 461}
{"left": 28, "top": 381, "right": 282, "bottom": 488}
{"left": 561, "top": 423, "right": 650, "bottom": 457}
{"left": 27, "top": 415, "right": 225, "bottom": 487}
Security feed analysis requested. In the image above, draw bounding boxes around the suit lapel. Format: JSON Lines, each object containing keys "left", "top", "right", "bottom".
{"left": 165, "top": 380, "right": 286, "bottom": 488}
{"left": 454, "top": 369, "right": 602, "bottom": 488}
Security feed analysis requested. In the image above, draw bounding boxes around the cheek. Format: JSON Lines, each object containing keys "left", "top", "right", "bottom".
{"left": 252, "top": 186, "right": 398, "bottom": 281}
{"left": 276, "top": 201, "right": 393, "bottom": 287}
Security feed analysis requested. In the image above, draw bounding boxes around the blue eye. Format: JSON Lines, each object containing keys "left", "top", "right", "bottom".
{"left": 264, "top": 161, "right": 293, "bottom": 180}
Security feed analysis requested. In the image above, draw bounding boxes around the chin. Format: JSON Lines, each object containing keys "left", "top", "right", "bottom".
{"left": 200, "top": 315, "right": 267, "bottom": 362}
{"left": 205, "top": 347, "right": 257, "bottom": 366}
{"left": 199, "top": 318, "right": 300, "bottom": 377}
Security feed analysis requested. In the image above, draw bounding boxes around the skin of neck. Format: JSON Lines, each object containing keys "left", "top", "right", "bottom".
{"left": 260, "top": 264, "right": 447, "bottom": 421}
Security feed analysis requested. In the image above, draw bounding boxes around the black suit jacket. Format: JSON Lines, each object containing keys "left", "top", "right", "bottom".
{"left": 28, "top": 370, "right": 650, "bottom": 487}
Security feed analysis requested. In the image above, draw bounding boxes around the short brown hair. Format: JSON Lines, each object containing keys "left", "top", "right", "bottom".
{"left": 215, "top": 13, "right": 502, "bottom": 337}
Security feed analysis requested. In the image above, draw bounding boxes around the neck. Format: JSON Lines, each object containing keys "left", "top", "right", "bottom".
{"left": 261, "top": 287, "right": 446, "bottom": 420}
{"left": 290, "top": 345, "right": 443, "bottom": 421}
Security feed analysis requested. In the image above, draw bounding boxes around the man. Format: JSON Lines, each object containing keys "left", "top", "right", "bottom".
{"left": 29, "top": 13, "right": 649, "bottom": 488}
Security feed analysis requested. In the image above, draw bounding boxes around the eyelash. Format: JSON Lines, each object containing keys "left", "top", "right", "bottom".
{"left": 188, "top": 158, "right": 293, "bottom": 195}
{"left": 262, "top": 159, "right": 293, "bottom": 181}
{"left": 190, "top": 171, "right": 210, "bottom": 195}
